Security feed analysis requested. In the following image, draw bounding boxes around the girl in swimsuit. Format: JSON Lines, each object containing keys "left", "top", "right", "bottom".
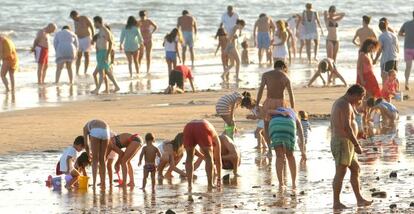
{"left": 224, "top": 19, "right": 246, "bottom": 81}
{"left": 215, "top": 27, "right": 229, "bottom": 80}
{"left": 324, "top": 6, "right": 345, "bottom": 62}
{"left": 106, "top": 133, "right": 143, "bottom": 187}
{"left": 137, "top": 10, "right": 158, "bottom": 73}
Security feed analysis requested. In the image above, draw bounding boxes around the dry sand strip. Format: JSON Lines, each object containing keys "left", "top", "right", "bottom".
{"left": 1, "top": 85, "right": 413, "bottom": 155}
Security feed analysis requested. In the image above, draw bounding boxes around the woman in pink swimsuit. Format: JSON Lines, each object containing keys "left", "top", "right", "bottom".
{"left": 137, "top": 10, "right": 158, "bottom": 73}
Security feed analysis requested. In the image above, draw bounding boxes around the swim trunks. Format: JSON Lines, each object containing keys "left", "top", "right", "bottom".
{"left": 269, "top": 116, "right": 296, "bottom": 151}
{"left": 263, "top": 98, "right": 286, "bottom": 121}
{"left": 96, "top": 49, "right": 110, "bottom": 71}
{"left": 165, "top": 51, "right": 176, "bottom": 61}
{"left": 90, "top": 128, "right": 110, "bottom": 140}
{"left": 183, "top": 120, "right": 216, "bottom": 148}
{"left": 35, "top": 46, "right": 48, "bottom": 64}
{"left": 404, "top": 48, "right": 414, "bottom": 61}
{"left": 330, "top": 137, "right": 357, "bottom": 166}
{"left": 182, "top": 31, "right": 194, "bottom": 48}
{"left": 144, "top": 163, "right": 156, "bottom": 172}
{"left": 257, "top": 32, "right": 271, "bottom": 49}
{"left": 78, "top": 37, "right": 92, "bottom": 52}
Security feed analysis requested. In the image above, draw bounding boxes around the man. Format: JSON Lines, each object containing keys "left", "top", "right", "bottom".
{"left": 352, "top": 15, "right": 377, "bottom": 47}
{"left": 330, "top": 84, "right": 372, "bottom": 210}
{"left": 399, "top": 11, "right": 414, "bottom": 91}
{"left": 184, "top": 119, "right": 222, "bottom": 190}
{"left": 91, "top": 16, "right": 120, "bottom": 94}
{"left": 70, "top": 10, "right": 95, "bottom": 75}
{"left": 32, "top": 23, "right": 56, "bottom": 84}
{"left": 220, "top": 5, "right": 239, "bottom": 34}
{"left": 165, "top": 65, "right": 195, "bottom": 94}
{"left": 374, "top": 21, "right": 399, "bottom": 83}
{"left": 219, "top": 134, "right": 240, "bottom": 177}
{"left": 0, "top": 35, "right": 19, "bottom": 92}
{"left": 253, "top": 13, "right": 275, "bottom": 65}
{"left": 256, "top": 60, "right": 295, "bottom": 155}
{"left": 177, "top": 10, "right": 197, "bottom": 67}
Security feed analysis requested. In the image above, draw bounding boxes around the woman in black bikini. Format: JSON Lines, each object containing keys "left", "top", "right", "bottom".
{"left": 106, "top": 133, "right": 143, "bottom": 187}
{"left": 324, "top": 6, "right": 345, "bottom": 62}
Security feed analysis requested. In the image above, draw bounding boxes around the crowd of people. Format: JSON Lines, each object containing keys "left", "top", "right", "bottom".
{"left": 1, "top": 3, "right": 410, "bottom": 211}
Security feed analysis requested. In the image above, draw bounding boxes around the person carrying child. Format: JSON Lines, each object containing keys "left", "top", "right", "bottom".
{"left": 138, "top": 133, "right": 161, "bottom": 192}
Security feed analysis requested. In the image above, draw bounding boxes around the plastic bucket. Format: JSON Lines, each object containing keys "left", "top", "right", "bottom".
{"left": 78, "top": 176, "right": 89, "bottom": 189}
{"left": 52, "top": 176, "right": 61, "bottom": 190}
{"left": 224, "top": 124, "right": 235, "bottom": 139}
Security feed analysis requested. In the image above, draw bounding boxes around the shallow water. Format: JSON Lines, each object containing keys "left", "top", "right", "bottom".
{"left": 0, "top": 118, "right": 413, "bottom": 213}
{"left": 0, "top": 0, "right": 413, "bottom": 111}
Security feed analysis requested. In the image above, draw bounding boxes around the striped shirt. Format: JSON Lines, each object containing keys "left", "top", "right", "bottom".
{"left": 216, "top": 92, "right": 243, "bottom": 116}
{"left": 301, "top": 120, "right": 311, "bottom": 140}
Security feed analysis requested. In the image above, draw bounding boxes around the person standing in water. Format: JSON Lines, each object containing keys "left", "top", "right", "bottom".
{"left": 330, "top": 84, "right": 373, "bottom": 210}
{"left": 323, "top": 6, "right": 345, "bottom": 62}
{"left": 32, "top": 23, "right": 56, "bottom": 84}
{"left": 352, "top": 15, "right": 376, "bottom": 47}
{"left": 302, "top": 3, "right": 324, "bottom": 64}
{"left": 374, "top": 21, "right": 399, "bottom": 83}
{"left": 177, "top": 10, "right": 197, "bottom": 67}
{"left": 70, "top": 10, "right": 95, "bottom": 75}
{"left": 253, "top": 13, "right": 275, "bottom": 65}
{"left": 398, "top": 11, "right": 414, "bottom": 91}
{"left": 120, "top": 16, "right": 143, "bottom": 78}
{"left": 137, "top": 10, "right": 158, "bottom": 74}
{"left": 220, "top": 5, "right": 239, "bottom": 35}
{"left": 0, "top": 35, "right": 19, "bottom": 93}
{"left": 53, "top": 26, "right": 78, "bottom": 84}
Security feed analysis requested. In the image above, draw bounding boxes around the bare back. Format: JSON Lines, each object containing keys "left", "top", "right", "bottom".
{"left": 263, "top": 70, "right": 290, "bottom": 99}
{"left": 178, "top": 15, "right": 195, "bottom": 32}
{"left": 356, "top": 27, "right": 376, "bottom": 45}
{"left": 256, "top": 16, "right": 272, "bottom": 32}
{"left": 330, "top": 96, "right": 357, "bottom": 138}
{"left": 143, "top": 144, "right": 161, "bottom": 164}
{"left": 74, "top": 16, "right": 93, "bottom": 38}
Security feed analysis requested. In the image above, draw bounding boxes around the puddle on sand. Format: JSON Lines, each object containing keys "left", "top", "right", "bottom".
{"left": 0, "top": 119, "right": 414, "bottom": 213}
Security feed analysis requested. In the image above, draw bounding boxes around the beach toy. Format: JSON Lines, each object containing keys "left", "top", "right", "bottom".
{"left": 45, "top": 175, "right": 52, "bottom": 187}
{"left": 65, "top": 174, "right": 73, "bottom": 184}
{"left": 78, "top": 176, "right": 89, "bottom": 189}
{"left": 52, "top": 176, "right": 62, "bottom": 190}
{"left": 394, "top": 92, "right": 403, "bottom": 102}
{"left": 224, "top": 124, "right": 235, "bottom": 139}
{"left": 117, "top": 171, "right": 123, "bottom": 185}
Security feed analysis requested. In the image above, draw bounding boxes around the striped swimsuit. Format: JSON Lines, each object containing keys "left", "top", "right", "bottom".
{"left": 215, "top": 92, "right": 243, "bottom": 116}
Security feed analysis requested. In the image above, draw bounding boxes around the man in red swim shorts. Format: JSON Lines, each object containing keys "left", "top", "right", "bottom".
{"left": 183, "top": 119, "right": 222, "bottom": 190}
{"left": 32, "top": 23, "right": 56, "bottom": 84}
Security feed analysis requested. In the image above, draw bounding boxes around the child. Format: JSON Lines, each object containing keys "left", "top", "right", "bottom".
{"left": 215, "top": 27, "right": 228, "bottom": 78}
{"left": 241, "top": 41, "right": 250, "bottom": 65}
{"left": 64, "top": 152, "right": 91, "bottom": 188}
{"left": 298, "top": 111, "right": 311, "bottom": 144}
{"left": 138, "top": 133, "right": 161, "bottom": 192}
{"left": 164, "top": 28, "right": 181, "bottom": 75}
{"left": 106, "top": 150, "right": 118, "bottom": 187}
{"left": 56, "top": 136, "right": 85, "bottom": 190}
{"left": 307, "top": 58, "right": 347, "bottom": 87}
{"left": 381, "top": 69, "right": 400, "bottom": 102}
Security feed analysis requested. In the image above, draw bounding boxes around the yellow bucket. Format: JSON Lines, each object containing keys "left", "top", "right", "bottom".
{"left": 78, "top": 176, "right": 89, "bottom": 189}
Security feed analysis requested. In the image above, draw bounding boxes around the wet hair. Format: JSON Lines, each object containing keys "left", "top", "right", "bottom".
{"left": 139, "top": 10, "right": 147, "bottom": 18}
{"left": 366, "top": 97, "right": 376, "bottom": 107}
{"left": 241, "top": 91, "right": 256, "bottom": 108}
{"left": 62, "top": 25, "right": 71, "bottom": 30}
{"left": 305, "top": 3, "right": 312, "bottom": 9}
{"left": 69, "top": 10, "right": 78, "bottom": 18}
{"left": 379, "top": 21, "right": 387, "bottom": 31}
{"left": 276, "top": 20, "right": 286, "bottom": 32}
{"left": 346, "top": 84, "right": 366, "bottom": 96}
{"left": 236, "top": 19, "right": 246, "bottom": 27}
{"left": 215, "top": 27, "right": 226, "bottom": 39}
{"left": 319, "top": 60, "right": 329, "bottom": 73}
{"left": 259, "top": 13, "right": 266, "bottom": 18}
{"left": 73, "top": 136, "right": 85, "bottom": 146}
{"left": 126, "top": 16, "right": 137, "bottom": 29}
{"left": 93, "top": 16, "right": 103, "bottom": 24}
{"left": 171, "top": 133, "right": 184, "bottom": 153}
{"left": 274, "top": 60, "right": 287, "bottom": 70}
{"left": 298, "top": 111, "right": 308, "bottom": 120}
{"left": 182, "top": 10, "right": 189, "bottom": 15}
{"left": 241, "top": 41, "right": 248, "bottom": 49}
{"left": 165, "top": 28, "right": 179, "bottom": 43}
{"left": 359, "top": 38, "right": 379, "bottom": 53}
{"left": 362, "top": 15, "right": 371, "bottom": 24}
{"left": 76, "top": 152, "right": 91, "bottom": 168}
{"left": 145, "top": 133, "right": 155, "bottom": 142}
{"left": 328, "top": 5, "right": 336, "bottom": 13}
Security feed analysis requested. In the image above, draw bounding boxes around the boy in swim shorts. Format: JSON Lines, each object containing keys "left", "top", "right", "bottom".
{"left": 138, "top": 133, "right": 161, "bottom": 192}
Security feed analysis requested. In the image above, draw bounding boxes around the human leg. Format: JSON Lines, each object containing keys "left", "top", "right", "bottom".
{"left": 98, "top": 139, "right": 109, "bottom": 189}
{"left": 55, "top": 62, "right": 64, "bottom": 84}
{"left": 275, "top": 146, "right": 286, "bottom": 188}
{"left": 313, "top": 39, "right": 319, "bottom": 61}
{"left": 182, "top": 46, "right": 187, "bottom": 65}
{"left": 189, "top": 47, "right": 195, "bottom": 66}
{"left": 66, "top": 62, "right": 73, "bottom": 84}
{"left": 121, "top": 143, "right": 140, "bottom": 186}
{"left": 1, "top": 62, "right": 10, "bottom": 92}
{"left": 349, "top": 160, "right": 373, "bottom": 206}
{"left": 76, "top": 51, "right": 82, "bottom": 75}
{"left": 200, "top": 146, "right": 214, "bottom": 190}
{"left": 405, "top": 60, "right": 412, "bottom": 90}
{"left": 146, "top": 42, "right": 152, "bottom": 73}
{"left": 133, "top": 50, "right": 139, "bottom": 74}
{"left": 285, "top": 149, "right": 297, "bottom": 188}
{"left": 126, "top": 52, "right": 133, "bottom": 77}
{"left": 142, "top": 167, "right": 149, "bottom": 189}
{"left": 333, "top": 164, "right": 348, "bottom": 209}
{"left": 90, "top": 136, "right": 100, "bottom": 187}
{"left": 84, "top": 52, "right": 90, "bottom": 74}
{"left": 326, "top": 40, "right": 334, "bottom": 60}
{"left": 107, "top": 158, "right": 114, "bottom": 186}
{"left": 151, "top": 170, "right": 156, "bottom": 191}
{"left": 185, "top": 146, "right": 195, "bottom": 190}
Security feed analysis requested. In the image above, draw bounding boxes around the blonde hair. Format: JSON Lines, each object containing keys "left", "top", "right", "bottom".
{"left": 276, "top": 20, "right": 286, "bottom": 32}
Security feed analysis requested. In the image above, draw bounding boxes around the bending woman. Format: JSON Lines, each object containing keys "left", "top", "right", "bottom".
{"left": 83, "top": 119, "right": 110, "bottom": 189}
{"left": 106, "top": 133, "right": 143, "bottom": 187}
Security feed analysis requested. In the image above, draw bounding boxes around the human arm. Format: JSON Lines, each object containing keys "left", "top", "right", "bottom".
{"left": 352, "top": 30, "right": 360, "bottom": 46}
{"left": 399, "top": 24, "right": 406, "bottom": 37}
{"left": 83, "top": 125, "right": 90, "bottom": 156}
{"left": 189, "top": 78, "right": 195, "bottom": 92}
{"left": 295, "top": 117, "right": 306, "bottom": 160}
{"left": 86, "top": 17, "right": 95, "bottom": 37}
{"left": 213, "top": 135, "right": 222, "bottom": 185}
{"left": 32, "top": 32, "right": 40, "bottom": 52}
{"left": 229, "top": 99, "right": 240, "bottom": 126}
{"left": 106, "top": 31, "right": 113, "bottom": 61}
{"left": 333, "top": 13, "right": 345, "bottom": 21}
{"left": 357, "top": 54, "right": 365, "bottom": 85}
{"left": 138, "top": 147, "right": 145, "bottom": 166}
{"left": 315, "top": 12, "right": 324, "bottom": 36}
{"left": 119, "top": 29, "right": 125, "bottom": 51}
{"left": 344, "top": 105, "right": 362, "bottom": 154}
{"left": 256, "top": 75, "right": 266, "bottom": 105}
{"left": 150, "top": 20, "right": 158, "bottom": 34}
{"left": 214, "top": 41, "right": 221, "bottom": 55}
{"left": 253, "top": 21, "right": 258, "bottom": 47}
{"left": 193, "top": 18, "right": 198, "bottom": 36}
{"left": 286, "top": 79, "right": 295, "bottom": 108}
{"left": 373, "top": 46, "right": 382, "bottom": 65}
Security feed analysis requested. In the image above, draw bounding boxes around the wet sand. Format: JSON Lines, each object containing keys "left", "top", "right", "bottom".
{"left": 0, "top": 121, "right": 413, "bottom": 213}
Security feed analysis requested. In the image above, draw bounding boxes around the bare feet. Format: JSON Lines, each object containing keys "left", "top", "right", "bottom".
{"left": 90, "top": 89, "right": 99, "bottom": 94}
{"left": 405, "top": 85, "right": 410, "bottom": 91}
{"left": 127, "top": 182, "right": 135, "bottom": 187}
{"left": 357, "top": 199, "right": 373, "bottom": 207}
{"left": 333, "top": 202, "right": 348, "bottom": 210}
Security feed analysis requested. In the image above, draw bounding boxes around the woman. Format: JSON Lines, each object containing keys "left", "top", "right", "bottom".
{"left": 106, "top": 133, "right": 143, "bottom": 187}
{"left": 120, "top": 16, "right": 144, "bottom": 78}
{"left": 268, "top": 107, "right": 306, "bottom": 189}
{"left": 83, "top": 119, "right": 110, "bottom": 189}
{"left": 0, "top": 35, "right": 18, "bottom": 92}
{"left": 357, "top": 39, "right": 381, "bottom": 98}
{"left": 324, "top": 6, "right": 345, "bottom": 62}
{"left": 137, "top": 10, "right": 158, "bottom": 73}
{"left": 302, "top": 3, "right": 323, "bottom": 64}
{"left": 224, "top": 19, "right": 246, "bottom": 81}
{"left": 157, "top": 133, "right": 204, "bottom": 179}
{"left": 273, "top": 20, "right": 289, "bottom": 63}
{"left": 215, "top": 91, "right": 254, "bottom": 139}
{"left": 214, "top": 27, "right": 228, "bottom": 78}
{"left": 53, "top": 26, "right": 78, "bottom": 84}
{"left": 163, "top": 28, "right": 182, "bottom": 75}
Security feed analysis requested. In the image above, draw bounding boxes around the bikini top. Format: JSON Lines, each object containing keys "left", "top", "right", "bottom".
{"left": 328, "top": 20, "right": 338, "bottom": 28}
{"left": 114, "top": 134, "right": 141, "bottom": 149}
